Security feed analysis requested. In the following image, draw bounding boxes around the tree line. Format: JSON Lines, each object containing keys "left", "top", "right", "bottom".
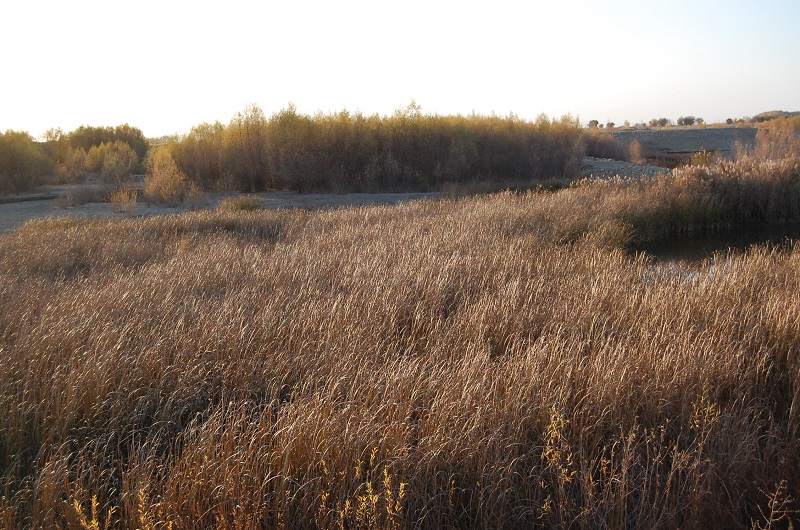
{"left": 0, "top": 124, "right": 147, "bottom": 194}
{"left": 159, "top": 103, "right": 583, "bottom": 194}
{"left": 2, "top": 105, "right": 585, "bottom": 196}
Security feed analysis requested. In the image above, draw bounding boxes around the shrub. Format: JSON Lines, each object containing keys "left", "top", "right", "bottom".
{"left": 582, "top": 129, "right": 630, "bottom": 160}
{"left": 754, "top": 126, "right": 800, "bottom": 160}
{"left": 83, "top": 141, "right": 139, "bottom": 183}
{"left": 216, "top": 195, "right": 262, "bottom": 212}
{"left": 690, "top": 148, "right": 712, "bottom": 167}
{"left": 145, "top": 146, "right": 187, "bottom": 204}
{"left": 628, "top": 140, "right": 645, "bottom": 164}
{"left": 108, "top": 187, "right": 138, "bottom": 213}
{"left": 0, "top": 130, "right": 51, "bottom": 194}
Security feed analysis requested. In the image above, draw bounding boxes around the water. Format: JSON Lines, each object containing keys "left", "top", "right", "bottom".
{"left": 635, "top": 223, "right": 800, "bottom": 263}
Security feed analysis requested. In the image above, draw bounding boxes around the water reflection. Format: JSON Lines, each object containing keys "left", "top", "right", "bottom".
{"left": 635, "top": 223, "right": 800, "bottom": 264}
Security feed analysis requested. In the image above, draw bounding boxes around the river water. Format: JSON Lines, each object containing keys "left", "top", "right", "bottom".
{"left": 635, "top": 223, "right": 800, "bottom": 263}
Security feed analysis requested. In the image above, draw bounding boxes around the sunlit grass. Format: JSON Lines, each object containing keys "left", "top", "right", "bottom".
{"left": 1, "top": 153, "right": 799, "bottom": 528}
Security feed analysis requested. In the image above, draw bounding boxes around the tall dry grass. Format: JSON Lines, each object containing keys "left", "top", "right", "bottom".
{"left": 1, "top": 153, "right": 800, "bottom": 528}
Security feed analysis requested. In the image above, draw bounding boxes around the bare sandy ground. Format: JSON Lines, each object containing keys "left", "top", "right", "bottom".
{"left": 611, "top": 127, "right": 758, "bottom": 160}
{"left": 0, "top": 188, "right": 442, "bottom": 234}
{"left": 579, "top": 157, "right": 669, "bottom": 180}
{"left": 0, "top": 156, "right": 674, "bottom": 234}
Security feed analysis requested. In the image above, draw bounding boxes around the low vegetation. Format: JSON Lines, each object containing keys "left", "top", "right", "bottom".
{"left": 581, "top": 128, "right": 646, "bottom": 165}
{"left": 1, "top": 136, "right": 799, "bottom": 528}
{"left": 216, "top": 195, "right": 263, "bottom": 212}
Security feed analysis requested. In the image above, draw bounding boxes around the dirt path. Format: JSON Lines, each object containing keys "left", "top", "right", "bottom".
{"left": 579, "top": 157, "right": 669, "bottom": 180}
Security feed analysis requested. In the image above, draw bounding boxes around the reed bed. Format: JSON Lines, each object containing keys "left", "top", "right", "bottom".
{"left": 1, "top": 156, "right": 800, "bottom": 528}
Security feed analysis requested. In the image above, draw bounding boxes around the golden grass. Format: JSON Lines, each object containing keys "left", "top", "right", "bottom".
{"left": 108, "top": 188, "right": 138, "bottom": 214}
{"left": 216, "top": 196, "right": 263, "bottom": 212}
{"left": 1, "top": 155, "right": 800, "bottom": 528}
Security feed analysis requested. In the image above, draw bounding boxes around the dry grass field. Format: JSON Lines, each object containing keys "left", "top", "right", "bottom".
{"left": 1, "top": 147, "right": 800, "bottom": 528}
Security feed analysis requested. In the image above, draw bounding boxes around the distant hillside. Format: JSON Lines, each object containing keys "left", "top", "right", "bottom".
{"left": 753, "top": 110, "right": 800, "bottom": 122}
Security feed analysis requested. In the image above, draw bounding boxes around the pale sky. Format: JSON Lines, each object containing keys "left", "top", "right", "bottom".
{"left": 2, "top": 0, "right": 798, "bottom": 138}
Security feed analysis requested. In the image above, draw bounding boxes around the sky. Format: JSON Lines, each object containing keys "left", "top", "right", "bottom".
{"left": 2, "top": 0, "right": 798, "bottom": 138}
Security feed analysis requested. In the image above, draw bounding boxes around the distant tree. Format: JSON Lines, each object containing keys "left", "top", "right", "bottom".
{"left": 649, "top": 118, "right": 659, "bottom": 127}
{"left": 113, "top": 124, "right": 148, "bottom": 161}
{"left": 697, "top": 117, "right": 704, "bottom": 126}
{"left": 588, "top": 120, "right": 599, "bottom": 128}
{"left": 83, "top": 141, "right": 138, "bottom": 182}
{"left": 226, "top": 103, "right": 271, "bottom": 191}
{"left": 40, "top": 128, "right": 70, "bottom": 172}
{"left": 66, "top": 124, "right": 147, "bottom": 169}
{"left": 42, "top": 128, "right": 64, "bottom": 143}
{"left": 54, "top": 147, "right": 87, "bottom": 183}
{"left": 606, "top": 122, "right": 615, "bottom": 129}
{"left": 101, "top": 141, "right": 138, "bottom": 181}
{"left": 145, "top": 145, "right": 187, "bottom": 203}
{"left": 657, "top": 118, "right": 670, "bottom": 127}
{"left": 677, "top": 116, "right": 696, "bottom": 126}
{"left": 623, "top": 120, "right": 631, "bottom": 128}
{"left": 0, "top": 130, "right": 51, "bottom": 193}
{"left": 726, "top": 118, "right": 734, "bottom": 125}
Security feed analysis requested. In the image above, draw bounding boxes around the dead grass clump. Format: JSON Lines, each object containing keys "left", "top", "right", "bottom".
{"left": 628, "top": 139, "right": 646, "bottom": 164}
{"left": 216, "top": 195, "right": 262, "bottom": 212}
{"left": 108, "top": 187, "right": 138, "bottom": 213}
{"left": 582, "top": 128, "right": 631, "bottom": 160}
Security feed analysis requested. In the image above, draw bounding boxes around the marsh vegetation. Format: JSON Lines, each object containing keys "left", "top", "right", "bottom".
{"left": 1, "top": 118, "right": 800, "bottom": 529}
{"left": 1, "top": 105, "right": 583, "bottom": 199}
